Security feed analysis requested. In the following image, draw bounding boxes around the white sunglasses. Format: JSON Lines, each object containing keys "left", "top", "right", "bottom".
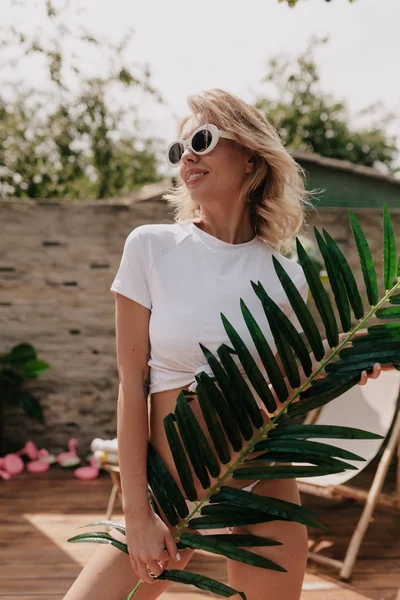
{"left": 166, "top": 124, "right": 236, "bottom": 168}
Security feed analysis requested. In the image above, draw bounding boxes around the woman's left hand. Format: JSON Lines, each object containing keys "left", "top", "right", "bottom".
{"left": 330, "top": 331, "right": 396, "bottom": 386}
{"left": 358, "top": 363, "right": 397, "bottom": 385}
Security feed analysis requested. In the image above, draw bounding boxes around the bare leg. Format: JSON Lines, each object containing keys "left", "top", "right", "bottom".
{"left": 227, "top": 479, "right": 308, "bottom": 600}
{"left": 63, "top": 523, "right": 195, "bottom": 600}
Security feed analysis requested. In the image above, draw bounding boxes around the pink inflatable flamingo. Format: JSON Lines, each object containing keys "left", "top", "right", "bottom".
{"left": 26, "top": 449, "right": 51, "bottom": 473}
{"left": 0, "top": 468, "right": 11, "bottom": 480}
{"left": 74, "top": 455, "right": 99, "bottom": 480}
{"left": 16, "top": 440, "right": 39, "bottom": 460}
{"left": 0, "top": 454, "right": 24, "bottom": 475}
{"left": 56, "top": 438, "right": 80, "bottom": 467}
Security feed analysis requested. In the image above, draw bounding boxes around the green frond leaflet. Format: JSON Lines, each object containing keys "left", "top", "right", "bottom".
{"left": 147, "top": 443, "right": 182, "bottom": 524}
{"left": 78, "top": 520, "right": 126, "bottom": 535}
{"left": 389, "top": 293, "right": 400, "bottom": 305}
{"left": 250, "top": 285, "right": 312, "bottom": 377}
{"left": 196, "top": 369, "right": 243, "bottom": 451}
{"left": 252, "top": 281, "right": 301, "bottom": 388}
{"left": 200, "top": 343, "right": 253, "bottom": 441}
{"left": 233, "top": 464, "right": 345, "bottom": 481}
{"left": 241, "top": 296, "right": 288, "bottom": 403}
{"left": 175, "top": 394, "right": 210, "bottom": 488}
{"left": 375, "top": 306, "right": 400, "bottom": 319}
{"left": 323, "top": 229, "right": 364, "bottom": 320}
{"left": 179, "top": 532, "right": 286, "bottom": 572}
{"left": 210, "top": 486, "right": 324, "bottom": 529}
{"left": 272, "top": 256, "right": 325, "bottom": 361}
{"left": 365, "top": 323, "right": 400, "bottom": 340}
{"left": 67, "top": 532, "right": 128, "bottom": 554}
{"left": 252, "top": 439, "right": 365, "bottom": 461}
{"left": 188, "top": 512, "right": 281, "bottom": 530}
{"left": 288, "top": 374, "right": 360, "bottom": 416}
{"left": 217, "top": 343, "right": 263, "bottom": 428}
{"left": 268, "top": 423, "right": 383, "bottom": 440}
{"left": 349, "top": 210, "right": 379, "bottom": 306}
{"left": 220, "top": 312, "right": 276, "bottom": 414}
{"left": 339, "top": 340, "right": 400, "bottom": 356}
{"left": 181, "top": 533, "right": 282, "bottom": 547}
{"left": 315, "top": 228, "right": 352, "bottom": 332}
{"left": 176, "top": 394, "right": 220, "bottom": 482}
{"left": 296, "top": 237, "right": 339, "bottom": 347}
{"left": 196, "top": 378, "right": 231, "bottom": 464}
{"left": 156, "top": 569, "right": 247, "bottom": 599}
{"left": 149, "top": 443, "right": 188, "bottom": 519}
{"left": 247, "top": 452, "right": 358, "bottom": 471}
{"left": 383, "top": 203, "right": 397, "bottom": 291}
{"left": 325, "top": 354, "right": 400, "bottom": 373}
{"left": 164, "top": 413, "right": 198, "bottom": 501}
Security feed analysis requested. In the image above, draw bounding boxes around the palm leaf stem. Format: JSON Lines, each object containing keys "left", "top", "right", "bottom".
{"left": 127, "top": 277, "right": 400, "bottom": 598}
{"left": 169, "top": 277, "right": 400, "bottom": 529}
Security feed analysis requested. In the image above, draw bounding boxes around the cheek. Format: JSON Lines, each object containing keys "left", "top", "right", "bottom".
{"left": 217, "top": 162, "right": 246, "bottom": 189}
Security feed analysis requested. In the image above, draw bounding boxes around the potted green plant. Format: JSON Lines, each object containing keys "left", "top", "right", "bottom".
{"left": 0, "top": 343, "right": 50, "bottom": 454}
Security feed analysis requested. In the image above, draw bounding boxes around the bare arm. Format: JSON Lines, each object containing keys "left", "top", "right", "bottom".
{"left": 114, "top": 292, "right": 152, "bottom": 517}
{"left": 113, "top": 292, "right": 180, "bottom": 581}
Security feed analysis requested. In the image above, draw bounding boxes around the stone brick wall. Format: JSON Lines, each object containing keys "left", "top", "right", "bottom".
{"left": 1, "top": 192, "right": 399, "bottom": 454}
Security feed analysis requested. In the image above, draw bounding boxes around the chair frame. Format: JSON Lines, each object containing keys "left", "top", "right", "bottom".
{"left": 298, "top": 404, "right": 400, "bottom": 580}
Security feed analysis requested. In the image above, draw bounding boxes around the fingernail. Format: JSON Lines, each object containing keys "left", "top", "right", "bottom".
{"left": 176, "top": 553, "right": 181, "bottom": 561}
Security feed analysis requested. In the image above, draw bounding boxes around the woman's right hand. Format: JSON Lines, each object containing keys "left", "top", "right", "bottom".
{"left": 125, "top": 508, "right": 181, "bottom": 584}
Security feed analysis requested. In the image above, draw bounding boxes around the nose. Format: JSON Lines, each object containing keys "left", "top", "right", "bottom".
{"left": 181, "top": 145, "right": 198, "bottom": 165}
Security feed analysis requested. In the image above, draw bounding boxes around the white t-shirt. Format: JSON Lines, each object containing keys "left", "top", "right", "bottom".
{"left": 110, "top": 221, "right": 309, "bottom": 408}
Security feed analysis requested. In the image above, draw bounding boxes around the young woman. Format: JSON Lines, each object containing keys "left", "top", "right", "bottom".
{"left": 64, "top": 88, "right": 382, "bottom": 600}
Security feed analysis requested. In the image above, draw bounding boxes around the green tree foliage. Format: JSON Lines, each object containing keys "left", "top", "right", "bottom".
{"left": 255, "top": 37, "right": 399, "bottom": 174}
{"left": 0, "top": 0, "right": 163, "bottom": 199}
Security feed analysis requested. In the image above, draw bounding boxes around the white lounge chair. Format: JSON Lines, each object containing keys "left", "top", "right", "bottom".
{"left": 297, "top": 370, "right": 400, "bottom": 580}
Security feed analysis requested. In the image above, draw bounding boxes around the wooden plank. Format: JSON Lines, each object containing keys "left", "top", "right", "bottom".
{"left": 0, "top": 465, "right": 399, "bottom": 599}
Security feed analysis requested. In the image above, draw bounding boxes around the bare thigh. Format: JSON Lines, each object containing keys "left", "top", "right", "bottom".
{"left": 227, "top": 478, "right": 309, "bottom": 600}
{"left": 62, "top": 521, "right": 195, "bottom": 600}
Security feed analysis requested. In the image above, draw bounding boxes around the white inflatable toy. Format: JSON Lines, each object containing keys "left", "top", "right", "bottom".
{"left": 90, "top": 438, "right": 119, "bottom": 467}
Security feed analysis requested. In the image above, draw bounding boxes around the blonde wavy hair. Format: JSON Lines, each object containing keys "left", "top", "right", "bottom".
{"left": 163, "top": 88, "right": 318, "bottom": 254}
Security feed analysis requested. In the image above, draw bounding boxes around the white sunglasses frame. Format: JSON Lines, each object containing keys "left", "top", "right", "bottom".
{"left": 166, "top": 124, "right": 236, "bottom": 168}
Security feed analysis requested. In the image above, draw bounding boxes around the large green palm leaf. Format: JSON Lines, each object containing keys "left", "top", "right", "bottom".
{"left": 69, "top": 204, "right": 400, "bottom": 600}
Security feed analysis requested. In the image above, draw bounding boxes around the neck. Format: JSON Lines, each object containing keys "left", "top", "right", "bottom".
{"left": 195, "top": 211, "right": 255, "bottom": 245}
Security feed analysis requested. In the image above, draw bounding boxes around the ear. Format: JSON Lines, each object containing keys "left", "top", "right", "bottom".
{"left": 245, "top": 155, "right": 255, "bottom": 175}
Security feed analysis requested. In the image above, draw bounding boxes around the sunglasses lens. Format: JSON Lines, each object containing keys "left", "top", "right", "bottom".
{"left": 168, "top": 142, "right": 184, "bottom": 165}
{"left": 191, "top": 129, "right": 213, "bottom": 153}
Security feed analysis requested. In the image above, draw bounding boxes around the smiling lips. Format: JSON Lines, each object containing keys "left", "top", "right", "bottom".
{"left": 185, "top": 169, "right": 209, "bottom": 183}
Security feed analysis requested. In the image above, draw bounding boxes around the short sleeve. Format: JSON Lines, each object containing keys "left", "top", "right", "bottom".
{"left": 110, "top": 228, "right": 152, "bottom": 310}
{"left": 284, "top": 272, "right": 309, "bottom": 333}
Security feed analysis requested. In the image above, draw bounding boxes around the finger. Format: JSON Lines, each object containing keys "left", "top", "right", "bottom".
{"left": 147, "top": 559, "right": 164, "bottom": 577}
{"left": 159, "top": 560, "right": 168, "bottom": 572}
{"left": 157, "top": 549, "right": 170, "bottom": 562}
{"left": 137, "top": 561, "right": 156, "bottom": 585}
{"left": 353, "top": 329, "right": 368, "bottom": 338}
{"left": 164, "top": 534, "right": 180, "bottom": 562}
{"left": 372, "top": 363, "right": 381, "bottom": 378}
{"left": 358, "top": 370, "right": 367, "bottom": 386}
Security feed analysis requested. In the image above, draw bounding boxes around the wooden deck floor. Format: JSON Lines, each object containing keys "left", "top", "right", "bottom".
{"left": 1, "top": 460, "right": 399, "bottom": 600}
